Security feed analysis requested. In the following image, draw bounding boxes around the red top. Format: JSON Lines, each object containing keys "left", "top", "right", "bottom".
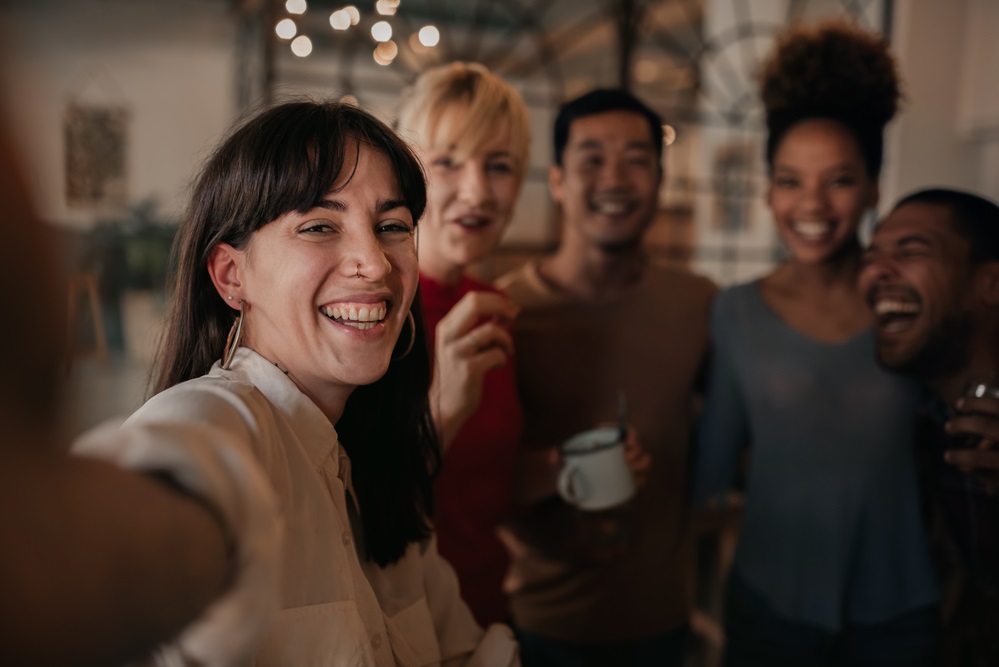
{"left": 420, "top": 272, "right": 523, "bottom": 627}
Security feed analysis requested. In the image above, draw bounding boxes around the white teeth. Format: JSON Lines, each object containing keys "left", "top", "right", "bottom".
{"left": 792, "top": 220, "right": 832, "bottom": 238}
{"left": 882, "top": 319, "right": 912, "bottom": 334}
{"left": 873, "top": 300, "right": 920, "bottom": 316}
{"left": 594, "top": 201, "right": 629, "bottom": 215}
{"left": 320, "top": 303, "right": 387, "bottom": 323}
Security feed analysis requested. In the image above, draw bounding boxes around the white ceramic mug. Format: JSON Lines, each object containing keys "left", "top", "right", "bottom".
{"left": 557, "top": 426, "right": 636, "bottom": 511}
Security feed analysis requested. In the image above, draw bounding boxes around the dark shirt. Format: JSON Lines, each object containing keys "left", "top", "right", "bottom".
{"left": 919, "top": 394, "right": 999, "bottom": 598}
{"left": 917, "top": 394, "right": 999, "bottom": 666}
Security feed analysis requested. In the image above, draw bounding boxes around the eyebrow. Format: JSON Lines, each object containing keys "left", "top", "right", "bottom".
{"left": 575, "top": 139, "right": 654, "bottom": 152}
{"left": 314, "top": 198, "right": 409, "bottom": 214}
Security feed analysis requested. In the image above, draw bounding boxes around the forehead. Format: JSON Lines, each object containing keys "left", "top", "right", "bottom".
{"left": 873, "top": 202, "right": 967, "bottom": 250}
{"left": 773, "top": 118, "right": 865, "bottom": 168}
{"left": 429, "top": 102, "right": 513, "bottom": 152}
{"left": 565, "top": 110, "right": 656, "bottom": 150}
{"left": 330, "top": 140, "right": 400, "bottom": 193}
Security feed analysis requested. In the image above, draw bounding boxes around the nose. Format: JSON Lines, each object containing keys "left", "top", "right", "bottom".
{"left": 598, "top": 156, "right": 628, "bottom": 190}
{"left": 457, "top": 161, "right": 493, "bottom": 208}
{"left": 348, "top": 229, "right": 392, "bottom": 281}
{"left": 801, "top": 181, "right": 830, "bottom": 212}
{"left": 859, "top": 251, "right": 897, "bottom": 290}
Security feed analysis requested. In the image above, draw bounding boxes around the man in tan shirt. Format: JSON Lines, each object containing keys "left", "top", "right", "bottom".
{"left": 497, "top": 89, "right": 716, "bottom": 666}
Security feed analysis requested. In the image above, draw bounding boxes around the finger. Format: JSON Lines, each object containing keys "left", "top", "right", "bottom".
{"left": 466, "top": 322, "right": 514, "bottom": 357}
{"left": 467, "top": 347, "right": 508, "bottom": 374}
{"left": 955, "top": 395, "right": 999, "bottom": 417}
{"left": 437, "top": 291, "right": 518, "bottom": 343}
{"left": 943, "top": 448, "right": 999, "bottom": 472}
{"left": 945, "top": 414, "right": 999, "bottom": 443}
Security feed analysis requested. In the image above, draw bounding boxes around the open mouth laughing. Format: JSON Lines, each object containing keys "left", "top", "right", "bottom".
{"left": 590, "top": 197, "right": 637, "bottom": 217}
{"left": 791, "top": 220, "right": 836, "bottom": 243}
{"left": 870, "top": 289, "right": 921, "bottom": 335}
{"left": 320, "top": 301, "right": 388, "bottom": 331}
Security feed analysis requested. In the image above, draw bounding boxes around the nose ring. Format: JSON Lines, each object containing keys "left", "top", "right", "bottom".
{"left": 356, "top": 263, "right": 361, "bottom": 278}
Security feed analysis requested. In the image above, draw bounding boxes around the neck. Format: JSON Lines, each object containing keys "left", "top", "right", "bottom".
{"left": 543, "top": 236, "right": 647, "bottom": 299}
{"left": 784, "top": 242, "right": 863, "bottom": 290}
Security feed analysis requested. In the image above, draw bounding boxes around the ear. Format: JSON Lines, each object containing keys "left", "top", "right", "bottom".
{"left": 976, "top": 261, "right": 999, "bottom": 307}
{"left": 548, "top": 164, "right": 564, "bottom": 206}
{"left": 207, "top": 243, "right": 243, "bottom": 307}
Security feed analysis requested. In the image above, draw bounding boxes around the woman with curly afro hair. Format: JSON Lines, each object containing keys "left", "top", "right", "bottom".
{"left": 692, "top": 21, "right": 940, "bottom": 666}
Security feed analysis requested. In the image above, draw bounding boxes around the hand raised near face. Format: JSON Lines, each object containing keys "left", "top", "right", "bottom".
{"left": 944, "top": 393, "right": 999, "bottom": 491}
{"left": 430, "top": 290, "right": 518, "bottom": 450}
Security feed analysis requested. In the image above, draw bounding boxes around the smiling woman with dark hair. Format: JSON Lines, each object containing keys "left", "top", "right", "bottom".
{"left": 70, "top": 99, "right": 519, "bottom": 666}
{"left": 692, "top": 23, "right": 940, "bottom": 666}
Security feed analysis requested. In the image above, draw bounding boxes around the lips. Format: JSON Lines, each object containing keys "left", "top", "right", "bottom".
{"left": 869, "top": 289, "right": 921, "bottom": 336}
{"left": 319, "top": 301, "right": 388, "bottom": 331}
{"left": 590, "top": 198, "right": 636, "bottom": 216}
{"left": 790, "top": 220, "right": 835, "bottom": 243}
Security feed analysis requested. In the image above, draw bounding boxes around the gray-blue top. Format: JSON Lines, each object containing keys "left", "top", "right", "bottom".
{"left": 693, "top": 281, "right": 939, "bottom": 631}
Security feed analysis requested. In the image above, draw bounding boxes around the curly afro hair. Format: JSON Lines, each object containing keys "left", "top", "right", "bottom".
{"left": 760, "top": 20, "right": 903, "bottom": 176}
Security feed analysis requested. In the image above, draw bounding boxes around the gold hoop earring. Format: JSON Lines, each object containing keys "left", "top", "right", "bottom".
{"left": 222, "top": 300, "right": 245, "bottom": 370}
{"left": 393, "top": 310, "right": 416, "bottom": 361}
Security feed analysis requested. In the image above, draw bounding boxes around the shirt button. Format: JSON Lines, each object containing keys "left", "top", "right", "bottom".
{"left": 371, "top": 633, "right": 382, "bottom": 649}
{"left": 342, "top": 532, "right": 352, "bottom": 546}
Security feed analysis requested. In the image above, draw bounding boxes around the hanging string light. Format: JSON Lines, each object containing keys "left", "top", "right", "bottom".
{"left": 275, "top": 18, "right": 297, "bottom": 40}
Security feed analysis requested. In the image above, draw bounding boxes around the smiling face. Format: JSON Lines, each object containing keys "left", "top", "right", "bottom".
{"left": 859, "top": 201, "right": 977, "bottom": 378}
{"left": 768, "top": 118, "right": 878, "bottom": 264}
{"left": 551, "top": 109, "right": 662, "bottom": 252}
{"left": 417, "top": 105, "right": 523, "bottom": 282}
{"left": 211, "top": 139, "right": 419, "bottom": 408}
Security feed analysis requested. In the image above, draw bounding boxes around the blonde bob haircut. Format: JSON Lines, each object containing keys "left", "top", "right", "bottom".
{"left": 397, "top": 61, "right": 531, "bottom": 182}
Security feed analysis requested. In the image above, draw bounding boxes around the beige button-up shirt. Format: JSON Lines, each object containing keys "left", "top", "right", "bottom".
{"left": 75, "top": 348, "right": 518, "bottom": 667}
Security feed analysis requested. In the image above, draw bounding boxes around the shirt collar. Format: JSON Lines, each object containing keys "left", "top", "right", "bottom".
{"left": 210, "top": 347, "right": 340, "bottom": 470}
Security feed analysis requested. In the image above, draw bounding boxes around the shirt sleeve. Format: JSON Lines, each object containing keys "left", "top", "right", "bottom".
{"left": 420, "top": 536, "right": 520, "bottom": 667}
{"left": 691, "top": 289, "right": 750, "bottom": 507}
{"left": 71, "top": 383, "right": 283, "bottom": 667}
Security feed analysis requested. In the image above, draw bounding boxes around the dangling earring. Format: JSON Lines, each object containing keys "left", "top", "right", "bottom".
{"left": 222, "top": 300, "right": 245, "bottom": 370}
{"left": 393, "top": 310, "right": 416, "bottom": 361}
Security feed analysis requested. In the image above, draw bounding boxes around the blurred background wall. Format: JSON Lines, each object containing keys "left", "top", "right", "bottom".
{"left": 1, "top": 0, "right": 996, "bottom": 429}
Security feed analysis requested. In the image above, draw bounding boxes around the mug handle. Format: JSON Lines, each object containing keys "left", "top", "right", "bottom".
{"left": 557, "top": 463, "right": 583, "bottom": 505}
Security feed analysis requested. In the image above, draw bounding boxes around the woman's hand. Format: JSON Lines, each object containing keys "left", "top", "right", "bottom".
{"left": 430, "top": 291, "right": 518, "bottom": 449}
{"left": 945, "top": 394, "right": 999, "bottom": 490}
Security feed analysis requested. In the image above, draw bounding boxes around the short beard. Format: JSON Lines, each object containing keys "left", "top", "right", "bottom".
{"left": 883, "top": 315, "right": 973, "bottom": 383}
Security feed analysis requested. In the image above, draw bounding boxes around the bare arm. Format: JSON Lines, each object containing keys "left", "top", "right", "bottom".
{"left": 0, "top": 441, "right": 229, "bottom": 666}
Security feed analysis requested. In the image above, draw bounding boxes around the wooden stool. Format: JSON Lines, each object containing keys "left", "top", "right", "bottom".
{"left": 67, "top": 270, "right": 108, "bottom": 368}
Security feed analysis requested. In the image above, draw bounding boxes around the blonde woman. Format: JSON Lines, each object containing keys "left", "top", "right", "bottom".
{"left": 397, "top": 62, "right": 530, "bottom": 626}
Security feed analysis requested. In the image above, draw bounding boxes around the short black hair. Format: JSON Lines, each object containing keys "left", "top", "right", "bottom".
{"left": 552, "top": 88, "right": 664, "bottom": 166}
{"left": 893, "top": 188, "right": 999, "bottom": 263}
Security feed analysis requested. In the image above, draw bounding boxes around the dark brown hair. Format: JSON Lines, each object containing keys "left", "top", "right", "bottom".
{"left": 761, "top": 21, "right": 902, "bottom": 177}
{"left": 155, "top": 100, "right": 439, "bottom": 566}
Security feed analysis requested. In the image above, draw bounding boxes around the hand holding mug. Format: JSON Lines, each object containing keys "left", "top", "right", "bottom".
{"left": 557, "top": 426, "right": 638, "bottom": 511}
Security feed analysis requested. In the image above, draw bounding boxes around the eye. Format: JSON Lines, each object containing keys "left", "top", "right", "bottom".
{"left": 486, "top": 160, "right": 514, "bottom": 174}
{"left": 299, "top": 221, "right": 334, "bottom": 234}
{"left": 774, "top": 176, "right": 798, "bottom": 188}
{"left": 627, "top": 155, "right": 655, "bottom": 168}
{"left": 432, "top": 155, "right": 456, "bottom": 170}
{"left": 898, "top": 247, "right": 929, "bottom": 259}
{"left": 377, "top": 219, "right": 415, "bottom": 235}
{"left": 830, "top": 175, "right": 857, "bottom": 187}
